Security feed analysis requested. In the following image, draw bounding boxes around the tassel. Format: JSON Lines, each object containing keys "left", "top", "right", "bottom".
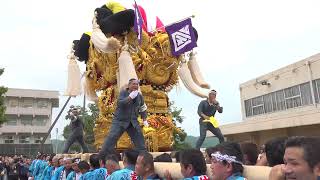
{"left": 83, "top": 76, "right": 98, "bottom": 102}
{"left": 118, "top": 42, "right": 139, "bottom": 91}
{"left": 64, "top": 44, "right": 81, "bottom": 96}
{"left": 187, "top": 51, "right": 210, "bottom": 89}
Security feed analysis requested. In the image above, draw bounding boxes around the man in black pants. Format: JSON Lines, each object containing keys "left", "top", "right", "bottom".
{"left": 196, "top": 89, "right": 224, "bottom": 149}
{"left": 63, "top": 106, "right": 89, "bottom": 153}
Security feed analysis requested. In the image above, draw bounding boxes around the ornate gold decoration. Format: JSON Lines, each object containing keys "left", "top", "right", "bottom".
{"left": 87, "top": 29, "right": 184, "bottom": 151}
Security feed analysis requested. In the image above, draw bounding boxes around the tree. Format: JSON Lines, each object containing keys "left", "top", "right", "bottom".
{"left": 0, "top": 68, "right": 8, "bottom": 126}
{"left": 169, "top": 101, "right": 192, "bottom": 150}
{"left": 63, "top": 103, "right": 99, "bottom": 152}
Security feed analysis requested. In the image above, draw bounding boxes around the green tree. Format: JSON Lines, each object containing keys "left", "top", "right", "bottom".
{"left": 63, "top": 103, "right": 99, "bottom": 152}
{"left": 169, "top": 101, "right": 192, "bottom": 150}
{"left": 0, "top": 69, "right": 8, "bottom": 126}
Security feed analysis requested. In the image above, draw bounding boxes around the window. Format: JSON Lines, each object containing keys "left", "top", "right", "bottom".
{"left": 244, "top": 80, "right": 316, "bottom": 117}
{"left": 9, "top": 98, "right": 19, "bottom": 107}
{"left": 300, "top": 82, "right": 313, "bottom": 105}
{"left": 271, "top": 92, "right": 278, "bottom": 111}
{"left": 263, "top": 93, "right": 273, "bottom": 113}
{"left": 5, "top": 116, "right": 17, "bottom": 126}
{"left": 21, "top": 115, "right": 32, "bottom": 126}
{"left": 33, "top": 116, "right": 47, "bottom": 126}
{"left": 275, "top": 90, "right": 286, "bottom": 111}
{"left": 284, "top": 85, "right": 302, "bottom": 109}
{"left": 19, "top": 135, "right": 30, "bottom": 144}
{"left": 4, "top": 136, "right": 14, "bottom": 144}
{"left": 22, "top": 98, "right": 33, "bottom": 108}
{"left": 34, "top": 136, "right": 43, "bottom": 144}
{"left": 244, "top": 99, "right": 252, "bottom": 117}
{"left": 37, "top": 99, "right": 48, "bottom": 108}
{"left": 252, "top": 96, "right": 264, "bottom": 115}
{"left": 313, "top": 79, "right": 320, "bottom": 103}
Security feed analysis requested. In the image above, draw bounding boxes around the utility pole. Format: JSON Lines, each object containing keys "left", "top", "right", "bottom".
{"left": 40, "top": 96, "right": 71, "bottom": 152}
{"left": 55, "top": 128, "right": 58, "bottom": 154}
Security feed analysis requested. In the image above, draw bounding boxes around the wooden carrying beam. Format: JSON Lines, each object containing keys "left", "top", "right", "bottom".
{"left": 58, "top": 154, "right": 271, "bottom": 180}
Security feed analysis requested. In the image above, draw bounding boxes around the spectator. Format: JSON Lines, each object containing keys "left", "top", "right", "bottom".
{"left": 256, "top": 144, "right": 268, "bottom": 166}
{"left": 3, "top": 159, "right": 10, "bottom": 180}
{"left": 210, "top": 142, "right": 245, "bottom": 180}
{"left": 135, "top": 152, "right": 160, "bottom": 179}
{"left": 16, "top": 158, "right": 29, "bottom": 180}
{"left": 165, "top": 149, "right": 208, "bottom": 180}
{"left": 0, "top": 158, "right": 7, "bottom": 180}
{"left": 269, "top": 136, "right": 320, "bottom": 180}
{"left": 154, "top": 153, "right": 172, "bottom": 162}
{"left": 265, "top": 137, "right": 287, "bottom": 167}
{"left": 8, "top": 158, "right": 18, "bottom": 180}
{"left": 240, "top": 142, "right": 258, "bottom": 165}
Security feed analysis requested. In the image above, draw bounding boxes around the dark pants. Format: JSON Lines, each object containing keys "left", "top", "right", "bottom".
{"left": 99, "top": 122, "right": 146, "bottom": 157}
{"left": 196, "top": 122, "right": 225, "bottom": 149}
{"left": 63, "top": 133, "right": 89, "bottom": 153}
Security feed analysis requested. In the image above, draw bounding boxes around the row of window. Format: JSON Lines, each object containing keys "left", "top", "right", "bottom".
{"left": 3, "top": 135, "right": 43, "bottom": 144}
{"left": 5, "top": 115, "right": 48, "bottom": 126}
{"left": 244, "top": 79, "right": 320, "bottom": 117}
{"left": 7, "top": 98, "right": 49, "bottom": 108}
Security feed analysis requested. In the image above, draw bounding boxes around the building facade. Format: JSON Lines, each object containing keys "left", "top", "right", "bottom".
{"left": 218, "top": 53, "right": 320, "bottom": 146}
{"left": 0, "top": 88, "right": 59, "bottom": 155}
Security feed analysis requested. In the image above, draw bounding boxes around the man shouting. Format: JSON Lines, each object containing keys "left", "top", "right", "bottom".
{"left": 196, "top": 89, "right": 224, "bottom": 149}
{"left": 99, "top": 78, "right": 149, "bottom": 157}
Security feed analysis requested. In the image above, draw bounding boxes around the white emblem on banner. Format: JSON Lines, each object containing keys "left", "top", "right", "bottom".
{"left": 171, "top": 25, "right": 192, "bottom": 52}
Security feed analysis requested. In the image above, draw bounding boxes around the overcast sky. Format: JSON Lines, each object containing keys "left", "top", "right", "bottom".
{"left": 1, "top": 0, "right": 320, "bottom": 139}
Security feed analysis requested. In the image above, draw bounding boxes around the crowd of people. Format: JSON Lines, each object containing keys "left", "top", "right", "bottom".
{"left": 0, "top": 136, "right": 319, "bottom": 180}
{"left": 0, "top": 155, "right": 31, "bottom": 180}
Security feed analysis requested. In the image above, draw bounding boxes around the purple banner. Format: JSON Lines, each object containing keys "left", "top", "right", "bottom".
{"left": 165, "top": 18, "right": 197, "bottom": 56}
{"left": 134, "top": 0, "right": 143, "bottom": 44}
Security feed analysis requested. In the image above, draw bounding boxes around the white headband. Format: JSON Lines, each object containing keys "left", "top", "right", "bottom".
{"left": 211, "top": 151, "right": 243, "bottom": 165}
{"left": 74, "top": 158, "right": 81, "bottom": 164}
{"left": 208, "top": 90, "right": 216, "bottom": 95}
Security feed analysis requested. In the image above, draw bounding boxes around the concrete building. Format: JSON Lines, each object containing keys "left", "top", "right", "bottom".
{"left": 0, "top": 88, "right": 59, "bottom": 155}
{"left": 218, "top": 53, "right": 320, "bottom": 146}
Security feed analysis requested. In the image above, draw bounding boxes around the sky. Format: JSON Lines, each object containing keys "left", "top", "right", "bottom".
{"left": 1, "top": 0, "right": 320, "bottom": 139}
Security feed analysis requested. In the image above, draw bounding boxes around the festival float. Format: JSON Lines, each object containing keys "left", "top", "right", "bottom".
{"left": 65, "top": 1, "right": 211, "bottom": 152}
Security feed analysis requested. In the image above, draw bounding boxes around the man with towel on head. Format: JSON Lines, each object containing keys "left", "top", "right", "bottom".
{"left": 196, "top": 89, "right": 225, "bottom": 149}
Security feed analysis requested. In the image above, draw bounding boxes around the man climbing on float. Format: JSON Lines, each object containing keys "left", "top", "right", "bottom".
{"left": 63, "top": 106, "right": 89, "bottom": 153}
{"left": 99, "top": 78, "right": 149, "bottom": 157}
{"left": 196, "top": 89, "right": 225, "bottom": 149}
